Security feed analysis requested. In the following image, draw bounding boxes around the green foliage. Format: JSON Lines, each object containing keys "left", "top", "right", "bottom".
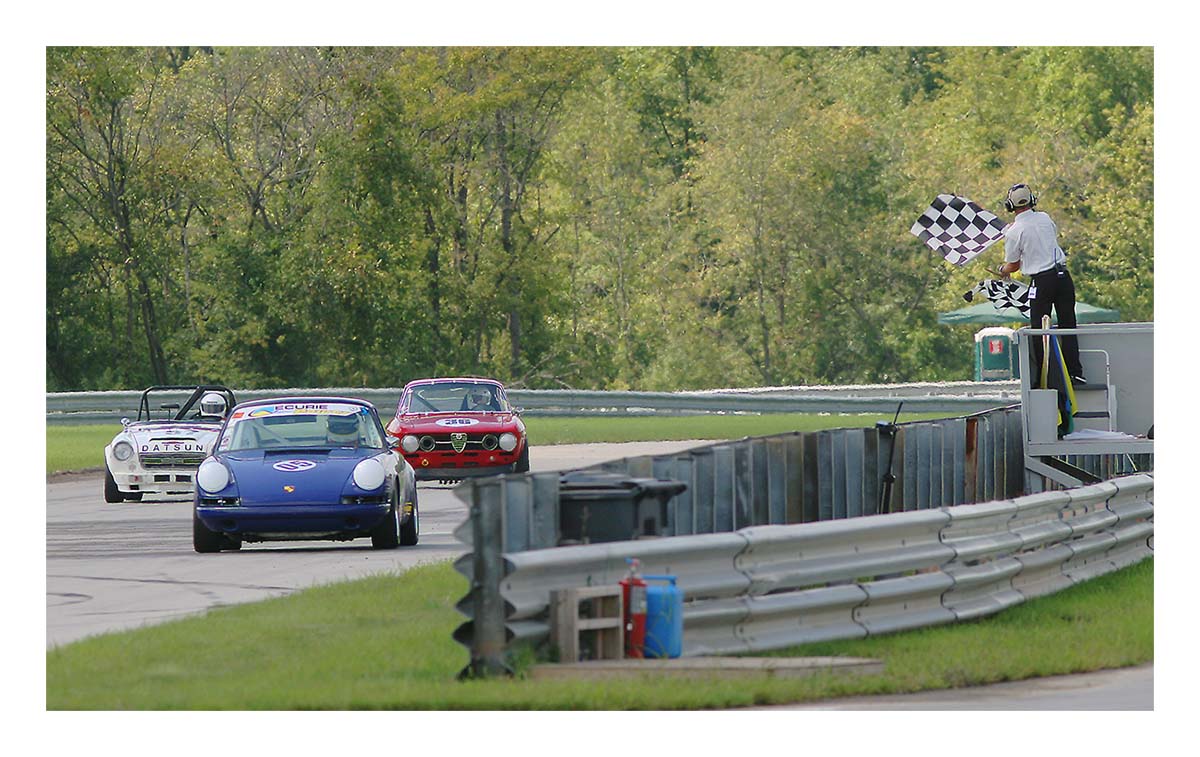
{"left": 47, "top": 47, "right": 1153, "bottom": 391}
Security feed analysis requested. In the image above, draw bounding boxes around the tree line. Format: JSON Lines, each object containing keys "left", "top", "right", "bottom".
{"left": 46, "top": 46, "right": 1153, "bottom": 391}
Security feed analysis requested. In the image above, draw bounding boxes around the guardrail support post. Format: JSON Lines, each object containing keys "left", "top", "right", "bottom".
{"left": 876, "top": 421, "right": 899, "bottom": 514}
{"left": 459, "top": 480, "right": 513, "bottom": 679}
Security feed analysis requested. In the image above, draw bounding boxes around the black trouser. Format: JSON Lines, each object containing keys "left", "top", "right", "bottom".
{"left": 1028, "top": 264, "right": 1084, "bottom": 386}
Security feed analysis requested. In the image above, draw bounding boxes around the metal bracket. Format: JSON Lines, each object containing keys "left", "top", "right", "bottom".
{"left": 1025, "top": 454, "right": 1102, "bottom": 489}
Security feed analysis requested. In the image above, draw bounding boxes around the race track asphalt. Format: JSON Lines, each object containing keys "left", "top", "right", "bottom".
{"left": 46, "top": 441, "right": 708, "bottom": 647}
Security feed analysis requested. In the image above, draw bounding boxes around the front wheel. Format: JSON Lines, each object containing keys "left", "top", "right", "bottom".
{"left": 400, "top": 479, "right": 419, "bottom": 547}
{"left": 371, "top": 485, "right": 401, "bottom": 550}
{"left": 514, "top": 442, "right": 530, "bottom": 473}
{"left": 104, "top": 465, "right": 122, "bottom": 503}
{"left": 194, "top": 511, "right": 229, "bottom": 553}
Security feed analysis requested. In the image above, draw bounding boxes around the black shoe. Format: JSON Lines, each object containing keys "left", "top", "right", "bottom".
{"left": 1070, "top": 374, "right": 1088, "bottom": 386}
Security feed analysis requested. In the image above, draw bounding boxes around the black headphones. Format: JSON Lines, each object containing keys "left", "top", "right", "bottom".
{"left": 1003, "top": 183, "right": 1038, "bottom": 213}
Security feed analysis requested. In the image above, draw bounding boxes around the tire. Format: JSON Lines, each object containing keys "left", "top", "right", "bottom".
{"left": 371, "top": 485, "right": 401, "bottom": 550}
{"left": 400, "top": 479, "right": 419, "bottom": 547}
{"left": 104, "top": 465, "right": 122, "bottom": 503}
{"left": 193, "top": 511, "right": 228, "bottom": 553}
{"left": 514, "top": 442, "right": 530, "bottom": 473}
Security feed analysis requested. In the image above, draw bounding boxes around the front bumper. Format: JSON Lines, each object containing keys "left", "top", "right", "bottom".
{"left": 411, "top": 464, "right": 516, "bottom": 481}
{"left": 403, "top": 450, "right": 519, "bottom": 480}
{"left": 113, "top": 468, "right": 197, "bottom": 495}
{"left": 196, "top": 503, "right": 393, "bottom": 539}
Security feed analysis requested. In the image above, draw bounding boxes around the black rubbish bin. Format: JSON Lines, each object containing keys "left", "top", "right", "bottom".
{"left": 557, "top": 471, "right": 687, "bottom": 545}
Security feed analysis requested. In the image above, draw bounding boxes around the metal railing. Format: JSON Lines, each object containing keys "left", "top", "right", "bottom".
{"left": 450, "top": 403, "right": 1152, "bottom": 676}
{"left": 45, "top": 383, "right": 1021, "bottom": 425}
{"left": 452, "top": 472, "right": 1153, "bottom": 676}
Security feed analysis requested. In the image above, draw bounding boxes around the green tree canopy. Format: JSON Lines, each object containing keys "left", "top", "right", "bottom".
{"left": 47, "top": 46, "right": 1153, "bottom": 391}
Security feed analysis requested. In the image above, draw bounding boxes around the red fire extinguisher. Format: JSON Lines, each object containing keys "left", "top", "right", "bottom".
{"left": 620, "top": 557, "right": 648, "bottom": 658}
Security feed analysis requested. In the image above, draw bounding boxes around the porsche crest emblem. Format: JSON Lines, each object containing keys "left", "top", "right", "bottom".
{"left": 450, "top": 432, "right": 468, "bottom": 454}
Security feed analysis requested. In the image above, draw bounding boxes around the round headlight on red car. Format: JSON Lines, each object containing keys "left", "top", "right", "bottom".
{"left": 481, "top": 434, "right": 499, "bottom": 451}
{"left": 498, "top": 432, "right": 518, "bottom": 452}
{"left": 400, "top": 435, "right": 420, "bottom": 453}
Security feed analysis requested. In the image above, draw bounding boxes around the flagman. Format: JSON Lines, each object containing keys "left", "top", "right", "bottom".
{"left": 997, "top": 183, "right": 1086, "bottom": 386}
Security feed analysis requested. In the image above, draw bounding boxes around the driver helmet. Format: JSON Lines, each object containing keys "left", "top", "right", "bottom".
{"left": 199, "top": 392, "right": 228, "bottom": 418}
{"left": 468, "top": 387, "right": 492, "bottom": 408}
{"left": 326, "top": 413, "right": 360, "bottom": 444}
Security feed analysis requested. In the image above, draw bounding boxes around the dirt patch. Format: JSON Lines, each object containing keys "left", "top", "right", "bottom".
{"left": 47, "top": 467, "right": 103, "bottom": 483}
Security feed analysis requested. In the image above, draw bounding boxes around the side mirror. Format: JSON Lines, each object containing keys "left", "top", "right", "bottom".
{"left": 512, "top": 406, "right": 524, "bottom": 416}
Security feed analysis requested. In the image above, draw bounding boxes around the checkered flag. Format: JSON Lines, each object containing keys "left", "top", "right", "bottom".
{"left": 963, "top": 278, "right": 1030, "bottom": 318}
{"left": 911, "top": 194, "right": 1007, "bottom": 266}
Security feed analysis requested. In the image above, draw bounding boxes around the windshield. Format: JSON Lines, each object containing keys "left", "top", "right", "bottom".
{"left": 403, "top": 383, "right": 506, "bottom": 413}
{"left": 218, "top": 402, "right": 384, "bottom": 451}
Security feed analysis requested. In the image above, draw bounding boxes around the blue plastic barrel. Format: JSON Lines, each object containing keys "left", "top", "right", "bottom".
{"left": 641, "top": 574, "right": 683, "bottom": 658}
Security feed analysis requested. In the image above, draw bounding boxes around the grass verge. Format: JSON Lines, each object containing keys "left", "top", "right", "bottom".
{"left": 46, "top": 424, "right": 122, "bottom": 474}
{"left": 46, "top": 558, "right": 1152, "bottom": 710}
{"left": 524, "top": 411, "right": 947, "bottom": 445}
{"left": 46, "top": 412, "right": 948, "bottom": 475}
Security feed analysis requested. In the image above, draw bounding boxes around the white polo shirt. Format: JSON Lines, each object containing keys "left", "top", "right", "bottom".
{"left": 1003, "top": 209, "right": 1064, "bottom": 276}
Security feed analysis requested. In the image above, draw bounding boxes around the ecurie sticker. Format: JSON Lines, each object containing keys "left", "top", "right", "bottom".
{"left": 272, "top": 459, "right": 317, "bottom": 472}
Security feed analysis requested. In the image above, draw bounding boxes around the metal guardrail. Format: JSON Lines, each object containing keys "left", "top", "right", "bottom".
{"left": 452, "top": 472, "right": 1153, "bottom": 676}
{"left": 45, "top": 383, "right": 1021, "bottom": 425}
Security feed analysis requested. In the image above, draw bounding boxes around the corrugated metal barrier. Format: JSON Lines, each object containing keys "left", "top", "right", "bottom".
{"left": 452, "top": 406, "right": 1153, "bottom": 677}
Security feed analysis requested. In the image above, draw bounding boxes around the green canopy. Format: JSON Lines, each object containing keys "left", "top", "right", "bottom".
{"left": 937, "top": 300, "right": 1120, "bottom": 326}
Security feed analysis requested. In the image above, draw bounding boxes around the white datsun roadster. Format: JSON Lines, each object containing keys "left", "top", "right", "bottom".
{"left": 103, "top": 385, "right": 236, "bottom": 502}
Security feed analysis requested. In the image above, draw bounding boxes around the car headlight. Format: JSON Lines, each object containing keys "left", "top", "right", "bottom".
{"left": 353, "top": 458, "right": 386, "bottom": 491}
{"left": 197, "top": 458, "right": 231, "bottom": 493}
{"left": 400, "top": 435, "right": 420, "bottom": 454}
{"left": 498, "top": 432, "right": 518, "bottom": 452}
{"left": 113, "top": 440, "right": 134, "bottom": 461}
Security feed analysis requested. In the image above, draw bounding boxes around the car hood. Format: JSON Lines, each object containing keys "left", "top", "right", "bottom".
{"left": 220, "top": 449, "right": 379, "bottom": 505}
{"left": 119, "top": 422, "right": 221, "bottom": 452}
{"left": 392, "top": 412, "right": 521, "bottom": 434}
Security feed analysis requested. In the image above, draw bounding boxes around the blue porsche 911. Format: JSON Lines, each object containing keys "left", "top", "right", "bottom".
{"left": 192, "top": 397, "right": 419, "bottom": 553}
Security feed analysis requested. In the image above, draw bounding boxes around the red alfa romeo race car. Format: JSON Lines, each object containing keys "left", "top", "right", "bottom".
{"left": 385, "top": 377, "right": 529, "bottom": 482}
